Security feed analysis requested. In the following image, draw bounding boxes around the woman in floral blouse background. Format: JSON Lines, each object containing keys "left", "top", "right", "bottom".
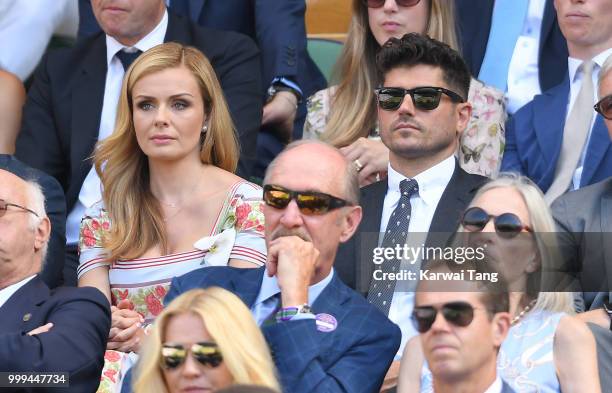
{"left": 77, "top": 43, "right": 266, "bottom": 393}
{"left": 304, "top": 0, "right": 507, "bottom": 182}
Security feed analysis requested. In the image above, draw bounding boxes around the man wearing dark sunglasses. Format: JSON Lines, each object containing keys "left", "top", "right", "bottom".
{"left": 408, "top": 262, "right": 513, "bottom": 393}
{"left": 334, "top": 33, "right": 488, "bottom": 388}
{"left": 502, "top": 0, "right": 612, "bottom": 202}
{"left": 165, "top": 141, "right": 401, "bottom": 393}
{"left": 0, "top": 169, "right": 110, "bottom": 392}
{"left": 552, "top": 55, "right": 612, "bottom": 386}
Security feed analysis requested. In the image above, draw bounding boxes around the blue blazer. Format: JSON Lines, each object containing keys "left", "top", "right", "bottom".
{"left": 0, "top": 275, "right": 110, "bottom": 392}
{"left": 501, "top": 77, "right": 612, "bottom": 193}
{"left": 455, "top": 0, "right": 568, "bottom": 92}
{"left": 165, "top": 267, "right": 401, "bottom": 393}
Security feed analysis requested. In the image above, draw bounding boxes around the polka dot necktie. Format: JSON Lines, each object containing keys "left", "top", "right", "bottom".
{"left": 367, "top": 178, "right": 419, "bottom": 315}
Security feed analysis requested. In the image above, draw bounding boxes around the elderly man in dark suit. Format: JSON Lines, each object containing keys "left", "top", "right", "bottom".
{"left": 0, "top": 169, "right": 110, "bottom": 392}
{"left": 0, "top": 154, "right": 66, "bottom": 289}
{"left": 15, "top": 0, "right": 262, "bottom": 286}
{"left": 164, "top": 141, "right": 401, "bottom": 393}
{"left": 334, "top": 33, "right": 487, "bottom": 390}
{"left": 552, "top": 54, "right": 612, "bottom": 387}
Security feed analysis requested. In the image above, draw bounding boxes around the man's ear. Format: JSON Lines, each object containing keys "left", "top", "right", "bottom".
{"left": 33, "top": 216, "right": 51, "bottom": 252}
{"left": 491, "top": 311, "right": 511, "bottom": 348}
{"left": 455, "top": 102, "right": 473, "bottom": 139}
{"left": 339, "top": 206, "right": 363, "bottom": 243}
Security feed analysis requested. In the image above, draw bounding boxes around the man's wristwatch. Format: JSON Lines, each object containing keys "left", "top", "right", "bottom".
{"left": 276, "top": 304, "right": 312, "bottom": 322}
{"left": 267, "top": 83, "right": 302, "bottom": 104}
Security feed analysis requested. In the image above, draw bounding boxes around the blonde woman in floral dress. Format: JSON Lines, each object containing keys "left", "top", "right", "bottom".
{"left": 77, "top": 43, "right": 266, "bottom": 393}
{"left": 304, "top": 0, "right": 506, "bottom": 182}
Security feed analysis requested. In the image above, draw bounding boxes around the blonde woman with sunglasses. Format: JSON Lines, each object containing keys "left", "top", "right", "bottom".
{"left": 304, "top": 0, "right": 506, "bottom": 182}
{"left": 133, "top": 287, "right": 280, "bottom": 393}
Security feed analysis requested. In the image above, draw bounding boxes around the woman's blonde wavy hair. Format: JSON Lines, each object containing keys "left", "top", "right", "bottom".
{"left": 321, "top": 0, "right": 459, "bottom": 147}
{"left": 133, "top": 287, "right": 280, "bottom": 393}
{"left": 94, "top": 42, "right": 239, "bottom": 262}
{"left": 465, "top": 173, "right": 574, "bottom": 314}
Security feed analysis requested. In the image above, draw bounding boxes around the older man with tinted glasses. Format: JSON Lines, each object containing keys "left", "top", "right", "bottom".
{"left": 552, "top": 54, "right": 612, "bottom": 386}
{"left": 162, "top": 140, "right": 401, "bottom": 393}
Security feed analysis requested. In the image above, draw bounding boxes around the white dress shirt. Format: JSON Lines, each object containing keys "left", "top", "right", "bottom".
{"left": 381, "top": 155, "right": 455, "bottom": 358}
{"left": 65, "top": 10, "right": 169, "bottom": 245}
{"left": 506, "top": 0, "right": 546, "bottom": 114}
{"left": 567, "top": 48, "right": 612, "bottom": 190}
{"left": 0, "top": 0, "right": 78, "bottom": 81}
{"left": 0, "top": 275, "right": 36, "bottom": 309}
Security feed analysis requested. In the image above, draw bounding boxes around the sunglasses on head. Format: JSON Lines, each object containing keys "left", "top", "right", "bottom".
{"left": 594, "top": 95, "right": 612, "bottom": 120}
{"left": 161, "top": 342, "right": 223, "bottom": 370}
{"left": 411, "top": 301, "right": 483, "bottom": 333}
{"left": 363, "top": 0, "right": 421, "bottom": 8}
{"left": 0, "top": 199, "right": 39, "bottom": 218}
{"left": 375, "top": 87, "right": 465, "bottom": 111}
{"left": 461, "top": 207, "right": 532, "bottom": 238}
{"left": 263, "top": 184, "right": 352, "bottom": 215}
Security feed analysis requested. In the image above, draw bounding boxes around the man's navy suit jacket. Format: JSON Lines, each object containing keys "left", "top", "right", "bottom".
{"left": 0, "top": 275, "right": 110, "bottom": 392}
{"left": 164, "top": 266, "right": 401, "bottom": 393}
{"left": 0, "top": 155, "right": 66, "bottom": 289}
{"left": 16, "top": 11, "right": 262, "bottom": 203}
{"left": 501, "top": 77, "right": 612, "bottom": 193}
{"left": 455, "top": 0, "right": 568, "bottom": 92}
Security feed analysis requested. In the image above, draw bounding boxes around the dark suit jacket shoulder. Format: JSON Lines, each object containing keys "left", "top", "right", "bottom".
{"left": 0, "top": 155, "right": 66, "bottom": 288}
{"left": 0, "top": 275, "right": 110, "bottom": 392}
{"left": 165, "top": 267, "right": 401, "bottom": 393}
{"left": 335, "top": 164, "right": 487, "bottom": 294}
{"left": 16, "top": 12, "right": 261, "bottom": 211}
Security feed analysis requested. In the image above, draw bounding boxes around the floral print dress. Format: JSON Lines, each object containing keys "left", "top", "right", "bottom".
{"left": 304, "top": 78, "right": 507, "bottom": 178}
{"left": 78, "top": 181, "right": 266, "bottom": 393}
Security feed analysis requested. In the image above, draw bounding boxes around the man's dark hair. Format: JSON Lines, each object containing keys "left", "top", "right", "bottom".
{"left": 376, "top": 33, "right": 471, "bottom": 101}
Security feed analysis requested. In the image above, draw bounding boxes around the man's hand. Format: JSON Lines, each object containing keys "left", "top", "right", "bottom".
{"left": 267, "top": 236, "right": 319, "bottom": 307}
{"left": 262, "top": 91, "right": 298, "bottom": 143}
{"left": 380, "top": 360, "right": 400, "bottom": 392}
{"left": 107, "top": 300, "right": 144, "bottom": 353}
{"left": 340, "top": 138, "right": 389, "bottom": 187}
{"left": 27, "top": 322, "right": 53, "bottom": 336}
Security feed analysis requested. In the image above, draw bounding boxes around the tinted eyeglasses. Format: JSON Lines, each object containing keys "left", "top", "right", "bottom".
{"left": 594, "top": 95, "right": 612, "bottom": 120}
{"left": 363, "top": 0, "right": 421, "bottom": 8}
{"left": 0, "top": 199, "right": 39, "bottom": 218}
{"left": 263, "top": 184, "right": 352, "bottom": 215}
{"left": 411, "top": 301, "right": 482, "bottom": 333}
{"left": 375, "top": 87, "right": 465, "bottom": 111}
{"left": 461, "top": 207, "right": 532, "bottom": 239}
{"left": 161, "top": 342, "right": 223, "bottom": 370}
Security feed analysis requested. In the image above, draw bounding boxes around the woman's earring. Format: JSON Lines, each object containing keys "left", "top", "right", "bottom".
{"left": 201, "top": 125, "right": 208, "bottom": 134}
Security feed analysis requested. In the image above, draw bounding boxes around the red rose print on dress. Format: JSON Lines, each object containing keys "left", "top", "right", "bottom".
{"left": 104, "top": 351, "right": 121, "bottom": 362}
{"left": 145, "top": 293, "right": 164, "bottom": 316}
{"left": 155, "top": 285, "right": 167, "bottom": 299}
{"left": 235, "top": 203, "right": 252, "bottom": 227}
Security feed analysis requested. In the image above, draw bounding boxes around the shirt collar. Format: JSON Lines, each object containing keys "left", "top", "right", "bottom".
{"left": 105, "top": 9, "right": 169, "bottom": 66}
{"left": 386, "top": 155, "right": 455, "bottom": 207}
{"left": 483, "top": 376, "right": 503, "bottom": 393}
{"left": 567, "top": 47, "right": 612, "bottom": 83}
{"left": 255, "top": 268, "right": 335, "bottom": 305}
{"left": 0, "top": 274, "right": 36, "bottom": 308}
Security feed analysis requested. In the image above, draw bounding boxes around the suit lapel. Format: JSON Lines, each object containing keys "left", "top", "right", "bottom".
{"left": 311, "top": 274, "right": 349, "bottom": 317}
{"left": 229, "top": 268, "right": 265, "bottom": 308}
{"left": 71, "top": 36, "right": 107, "bottom": 193}
{"left": 165, "top": 12, "right": 193, "bottom": 43}
{"left": 358, "top": 181, "right": 388, "bottom": 293}
{"left": 533, "top": 79, "right": 569, "bottom": 166}
{"left": 600, "top": 182, "right": 612, "bottom": 299}
{"left": 0, "top": 276, "right": 49, "bottom": 333}
{"left": 580, "top": 116, "right": 611, "bottom": 186}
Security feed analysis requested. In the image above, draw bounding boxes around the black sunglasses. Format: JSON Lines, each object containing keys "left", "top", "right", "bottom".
{"left": 375, "top": 86, "right": 465, "bottom": 111}
{"left": 161, "top": 342, "right": 223, "bottom": 370}
{"left": 263, "top": 184, "right": 352, "bottom": 215}
{"left": 411, "top": 301, "right": 483, "bottom": 333}
{"left": 363, "top": 0, "right": 421, "bottom": 8}
{"left": 594, "top": 95, "right": 612, "bottom": 120}
{"left": 0, "top": 199, "right": 39, "bottom": 218}
{"left": 461, "top": 207, "right": 532, "bottom": 239}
